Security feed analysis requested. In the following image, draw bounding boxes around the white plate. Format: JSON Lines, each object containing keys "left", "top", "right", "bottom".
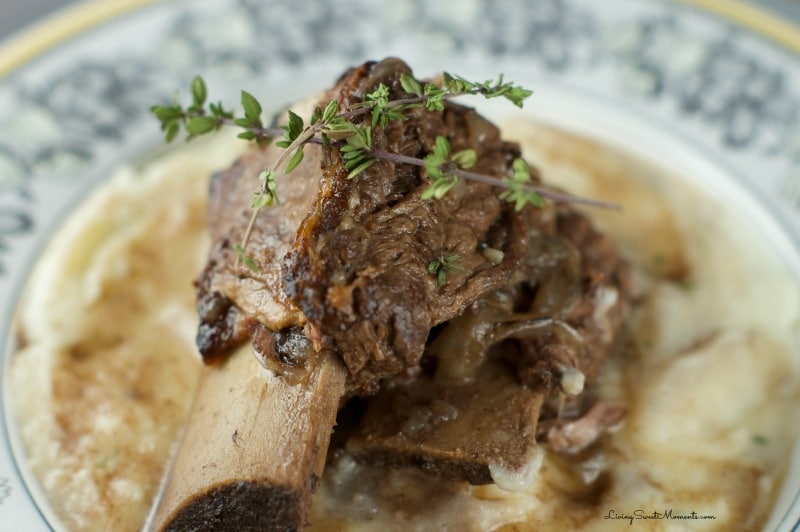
{"left": 1, "top": 0, "right": 799, "bottom": 530}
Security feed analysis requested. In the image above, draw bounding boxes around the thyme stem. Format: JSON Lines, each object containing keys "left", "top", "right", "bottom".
{"left": 238, "top": 122, "right": 323, "bottom": 260}
{"left": 152, "top": 71, "right": 616, "bottom": 271}
{"left": 366, "top": 147, "right": 619, "bottom": 210}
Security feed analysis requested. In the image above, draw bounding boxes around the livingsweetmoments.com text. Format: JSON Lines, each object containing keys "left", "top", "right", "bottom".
{"left": 605, "top": 509, "right": 717, "bottom": 526}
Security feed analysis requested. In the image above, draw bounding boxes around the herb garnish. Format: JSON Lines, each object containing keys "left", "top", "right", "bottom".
{"left": 428, "top": 254, "right": 463, "bottom": 288}
{"left": 152, "top": 72, "right": 615, "bottom": 273}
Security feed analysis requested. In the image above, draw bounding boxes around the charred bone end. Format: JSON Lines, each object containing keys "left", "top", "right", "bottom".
{"left": 163, "top": 481, "right": 304, "bottom": 532}
{"left": 152, "top": 344, "right": 347, "bottom": 532}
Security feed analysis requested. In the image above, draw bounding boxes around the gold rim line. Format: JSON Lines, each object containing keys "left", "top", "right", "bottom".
{"left": 0, "top": 0, "right": 799, "bottom": 75}
{"left": 0, "top": 0, "right": 800, "bottom": 76}
{"left": 0, "top": 0, "right": 158, "bottom": 76}
{"left": 681, "top": 0, "right": 800, "bottom": 53}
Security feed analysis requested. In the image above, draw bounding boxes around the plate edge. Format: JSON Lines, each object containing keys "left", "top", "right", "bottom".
{"left": 0, "top": 0, "right": 159, "bottom": 76}
{"left": 681, "top": 0, "right": 800, "bottom": 52}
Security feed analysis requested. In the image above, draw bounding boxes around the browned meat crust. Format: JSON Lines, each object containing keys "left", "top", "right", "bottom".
{"left": 283, "top": 60, "right": 532, "bottom": 392}
{"left": 197, "top": 58, "right": 531, "bottom": 394}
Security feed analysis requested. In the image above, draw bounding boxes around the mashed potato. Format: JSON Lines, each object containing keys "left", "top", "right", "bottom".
{"left": 8, "top": 134, "right": 245, "bottom": 530}
{"left": 7, "top": 124, "right": 800, "bottom": 531}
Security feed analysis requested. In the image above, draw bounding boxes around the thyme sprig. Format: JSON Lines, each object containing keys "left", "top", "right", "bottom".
{"left": 152, "top": 73, "right": 615, "bottom": 273}
{"left": 428, "top": 254, "right": 463, "bottom": 288}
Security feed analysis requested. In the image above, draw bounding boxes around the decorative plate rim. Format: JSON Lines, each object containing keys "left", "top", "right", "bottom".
{"left": 1, "top": 0, "right": 799, "bottom": 530}
{"left": 1, "top": 0, "right": 800, "bottom": 80}
{"left": 0, "top": 0, "right": 158, "bottom": 76}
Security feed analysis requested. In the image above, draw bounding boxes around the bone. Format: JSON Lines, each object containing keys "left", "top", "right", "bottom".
{"left": 150, "top": 342, "right": 346, "bottom": 531}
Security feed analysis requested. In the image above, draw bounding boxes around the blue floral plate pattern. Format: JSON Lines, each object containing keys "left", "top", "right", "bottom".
{"left": 1, "top": 1, "right": 799, "bottom": 529}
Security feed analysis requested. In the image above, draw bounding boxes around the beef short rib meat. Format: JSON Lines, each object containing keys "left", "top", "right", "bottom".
{"left": 195, "top": 145, "right": 319, "bottom": 361}
{"left": 283, "top": 59, "right": 531, "bottom": 392}
{"left": 177, "top": 58, "right": 543, "bottom": 529}
{"left": 346, "top": 359, "right": 545, "bottom": 487}
{"left": 178, "top": 57, "right": 633, "bottom": 528}
{"left": 346, "top": 200, "right": 632, "bottom": 484}
{"left": 198, "top": 58, "right": 530, "bottom": 393}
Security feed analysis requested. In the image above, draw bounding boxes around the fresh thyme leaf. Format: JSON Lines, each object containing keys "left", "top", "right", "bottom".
{"left": 165, "top": 122, "right": 180, "bottom": 143}
{"left": 234, "top": 243, "right": 259, "bottom": 272}
{"left": 321, "top": 100, "right": 339, "bottom": 124}
{"left": 150, "top": 103, "right": 187, "bottom": 143}
{"left": 442, "top": 72, "right": 474, "bottom": 94}
{"left": 209, "top": 101, "right": 233, "bottom": 119}
{"left": 427, "top": 253, "right": 462, "bottom": 287}
{"left": 422, "top": 136, "right": 471, "bottom": 199}
{"left": 366, "top": 84, "right": 402, "bottom": 128}
{"left": 276, "top": 110, "right": 305, "bottom": 148}
{"left": 151, "top": 104, "right": 183, "bottom": 122}
{"left": 351, "top": 125, "right": 373, "bottom": 149}
{"left": 341, "top": 149, "right": 376, "bottom": 178}
{"left": 346, "top": 158, "right": 376, "bottom": 179}
{"left": 423, "top": 136, "right": 450, "bottom": 178}
{"left": 191, "top": 76, "right": 207, "bottom": 108}
{"left": 503, "top": 86, "right": 533, "bottom": 108}
{"left": 366, "top": 84, "right": 390, "bottom": 106}
{"left": 434, "top": 135, "right": 451, "bottom": 158}
{"left": 260, "top": 169, "right": 279, "bottom": 198}
{"left": 443, "top": 72, "right": 533, "bottom": 107}
{"left": 451, "top": 149, "right": 477, "bottom": 169}
{"left": 340, "top": 124, "right": 376, "bottom": 179}
{"left": 423, "top": 155, "right": 444, "bottom": 180}
{"left": 310, "top": 106, "right": 322, "bottom": 125}
{"left": 400, "top": 73, "right": 423, "bottom": 96}
{"left": 250, "top": 169, "right": 279, "bottom": 210}
{"left": 284, "top": 147, "right": 305, "bottom": 173}
{"left": 251, "top": 191, "right": 272, "bottom": 210}
{"left": 323, "top": 116, "right": 357, "bottom": 140}
{"left": 498, "top": 158, "right": 545, "bottom": 211}
{"left": 241, "top": 90, "right": 262, "bottom": 121}
{"left": 286, "top": 111, "right": 304, "bottom": 140}
{"left": 185, "top": 116, "right": 218, "bottom": 136}
{"left": 421, "top": 176, "right": 458, "bottom": 200}
{"left": 423, "top": 83, "right": 447, "bottom": 111}
{"left": 512, "top": 157, "right": 528, "bottom": 181}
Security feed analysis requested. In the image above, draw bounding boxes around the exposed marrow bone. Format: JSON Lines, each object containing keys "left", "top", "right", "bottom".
{"left": 152, "top": 344, "right": 346, "bottom": 531}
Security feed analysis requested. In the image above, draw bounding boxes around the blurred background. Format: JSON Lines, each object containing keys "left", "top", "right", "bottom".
{"left": 2, "top": 0, "right": 800, "bottom": 41}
